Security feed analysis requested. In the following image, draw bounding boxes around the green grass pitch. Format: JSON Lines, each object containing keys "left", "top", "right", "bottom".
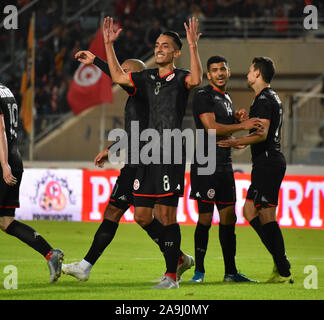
{"left": 0, "top": 221, "right": 323, "bottom": 300}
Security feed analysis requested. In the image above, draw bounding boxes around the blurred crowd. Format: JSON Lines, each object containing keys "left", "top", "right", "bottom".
{"left": 0, "top": 0, "right": 323, "bottom": 125}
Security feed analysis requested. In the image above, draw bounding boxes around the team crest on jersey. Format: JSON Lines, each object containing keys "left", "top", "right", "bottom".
{"left": 133, "top": 179, "right": 140, "bottom": 191}
{"left": 166, "top": 73, "right": 175, "bottom": 82}
{"left": 207, "top": 189, "right": 215, "bottom": 199}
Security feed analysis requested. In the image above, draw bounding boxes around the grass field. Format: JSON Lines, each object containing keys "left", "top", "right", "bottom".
{"left": 0, "top": 221, "right": 323, "bottom": 300}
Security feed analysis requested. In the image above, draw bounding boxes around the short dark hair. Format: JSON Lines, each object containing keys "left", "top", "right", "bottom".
{"left": 162, "top": 31, "right": 182, "bottom": 50}
{"left": 207, "top": 56, "right": 228, "bottom": 70}
{"left": 252, "top": 57, "right": 275, "bottom": 83}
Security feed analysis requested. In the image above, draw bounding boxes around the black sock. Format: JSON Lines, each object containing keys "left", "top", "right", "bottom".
{"left": 6, "top": 220, "right": 52, "bottom": 258}
{"left": 164, "top": 223, "right": 181, "bottom": 274}
{"left": 250, "top": 217, "right": 273, "bottom": 255}
{"left": 263, "top": 221, "right": 290, "bottom": 277}
{"left": 84, "top": 219, "right": 118, "bottom": 265}
{"left": 143, "top": 217, "right": 165, "bottom": 254}
{"left": 219, "top": 223, "right": 237, "bottom": 275}
{"left": 194, "top": 222, "right": 211, "bottom": 273}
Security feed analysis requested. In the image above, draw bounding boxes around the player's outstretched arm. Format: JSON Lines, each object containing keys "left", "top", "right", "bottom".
{"left": 200, "top": 113, "right": 264, "bottom": 136}
{"left": 0, "top": 117, "right": 17, "bottom": 186}
{"left": 103, "top": 17, "right": 133, "bottom": 87}
{"left": 184, "top": 17, "right": 203, "bottom": 89}
{"left": 217, "top": 119, "right": 270, "bottom": 147}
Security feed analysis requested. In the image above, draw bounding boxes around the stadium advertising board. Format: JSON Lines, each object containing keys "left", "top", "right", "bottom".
{"left": 82, "top": 170, "right": 324, "bottom": 229}
{"left": 16, "top": 169, "right": 324, "bottom": 229}
{"left": 15, "top": 169, "right": 83, "bottom": 221}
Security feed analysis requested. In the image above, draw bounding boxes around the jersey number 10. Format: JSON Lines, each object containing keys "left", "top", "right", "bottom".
{"left": 7, "top": 103, "right": 18, "bottom": 139}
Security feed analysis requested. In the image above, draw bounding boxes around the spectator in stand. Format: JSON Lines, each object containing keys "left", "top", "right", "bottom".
{"left": 217, "top": 0, "right": 238, "bottom": 17}
{"left": 272, "top": 4, "right": 289, "bottom": 35}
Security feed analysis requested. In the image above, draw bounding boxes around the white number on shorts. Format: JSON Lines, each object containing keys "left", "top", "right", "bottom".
{"left": 163, "top": 175, "right": 170, "bottom": 191}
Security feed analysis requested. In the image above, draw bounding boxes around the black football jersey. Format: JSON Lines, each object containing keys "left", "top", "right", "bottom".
{"left": 192, "top": 85, "right": 235, "bottom": 167}
{"left": 0, "top": 84, "right": 23, "bottom": 171}
{"left": 249, "top": 87, "right": 285, "bottom": 164}
{"left": 94, "top": 57, "right": 149, "bottom": 166}
{"left": 130, "top": 68, "right": 190, "bottom": 163}
{"left": 130, "top": 68, "right": 190, "bottom": 134}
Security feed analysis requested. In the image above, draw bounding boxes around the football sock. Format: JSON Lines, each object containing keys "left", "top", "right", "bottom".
{"left": 249, "top": 216, "right": 273, "bottom": 255}
{"left": 79, "top": 259, "right": 93, "bottom": 272}
{"left": 84, "top": 219, "right": 118, "bottom": 265}
{"left": 263, "top": 221, "right": 291, "bottom": 277}
{"left": 5, "top": 220, "right": 52, "bottom": 257}
{"left": 219, "top": 223, "right": 237, "bottom": 275}
{"left": 142, "top": 217, "right": 165, "bottom": 254}
{"left": 164, "top": 223, "right": 181, "bottom": 275}
{"left": 194, "top": 222, "right": 211, "bottom": 273}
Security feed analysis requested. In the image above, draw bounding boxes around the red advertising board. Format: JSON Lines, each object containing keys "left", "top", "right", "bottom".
{"left": 82, "top": 170, "right": 324, "bottom": 229}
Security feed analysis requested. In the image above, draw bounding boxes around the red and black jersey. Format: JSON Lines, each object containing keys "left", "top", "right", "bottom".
{"left": 192, "top": 85, "right": 235, "bottom": 167}
{"left": 0, "top": 84, "right": 23, "bottom": 172}
{"left": 249, "top": 87, "right": 285, "bottom": 165}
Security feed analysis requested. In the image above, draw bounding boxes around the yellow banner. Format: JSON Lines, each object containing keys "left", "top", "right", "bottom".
{"left": 20, "top": 15, "right": 35, "bottom": 134}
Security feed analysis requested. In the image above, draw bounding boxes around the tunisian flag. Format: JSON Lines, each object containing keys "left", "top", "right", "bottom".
{"left": 67, "top": 27, "right": 113, "bottom": 115}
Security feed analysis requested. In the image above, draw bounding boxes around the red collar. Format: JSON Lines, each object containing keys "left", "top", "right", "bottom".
{"left": 212, "top": 87, "right": 225, "bottom": 95}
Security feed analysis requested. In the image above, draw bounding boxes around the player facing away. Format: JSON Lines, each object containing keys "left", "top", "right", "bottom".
{"left": 62, "top": 52, "right": 193, "bottom": 282}
{"left": 189, "top": 56, "right": 261, "bottom": 283}
{"left": 0, "top": 83, "right": 64, "bottom": 283}
{"left": 102, "top": 16, "right": 203, "bottom": 289}
{"left": 218, "top": 57, "right": 293, "bottom": 284}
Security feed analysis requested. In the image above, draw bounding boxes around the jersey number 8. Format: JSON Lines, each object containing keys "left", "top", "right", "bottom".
{"left": 163, "top": 175, "right": 170, "bottom": 191}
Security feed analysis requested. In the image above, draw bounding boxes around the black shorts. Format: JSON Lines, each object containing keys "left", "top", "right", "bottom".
{"left": 132, "top": 164, "right": 185, "bottom": 208}
{"left": 246, "top": 163, "right": 286, "bottom": 208}
{"left": 0, "top": 171, "right": 23, "bottom": 217}
{"left": 190, "top": 164, "right": 236, "bottom": 213}
{"left": 109, "top": 165, "right": 137, "bottom": 211}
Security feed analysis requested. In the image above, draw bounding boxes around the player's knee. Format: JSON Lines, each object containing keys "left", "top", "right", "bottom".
{"left": 198, "top": 213, "right": 212, "bottom": 226}
{"left": 103, "top": 205, "right": 124, "bottom": 223}
{"left": 134, "top": 213, "right": 152, "bottom": 227}
{"left": 219, "top": 206, "right": 237, "bottom": 225}
{"left": 243, "top": 201, "right": 256, "bottom": 221}
{"left": 0, "top": 217, "right": 14, "bottom": 232}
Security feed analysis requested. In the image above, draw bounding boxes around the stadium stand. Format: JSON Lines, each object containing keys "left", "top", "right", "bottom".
{"left": 0, "top": 0, "right": 324, "bottom": 162}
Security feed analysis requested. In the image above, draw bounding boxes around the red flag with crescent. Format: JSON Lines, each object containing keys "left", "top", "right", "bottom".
{"left": 67, "top": 27, "right": 113, "bottom": 115}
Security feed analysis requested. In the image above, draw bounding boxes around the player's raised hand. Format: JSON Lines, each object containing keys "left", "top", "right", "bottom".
{"left": 184, "top": 17, "right": 202, "bottom": 47}
{"left": 103, "top": 17, "right": 122, "bottom": 44}
{"left": 94, "top": 149, "right": 109, "bottom": 168}
{"left": 2, "top": 163, "right": 17, "bottom": 186}
{"left": 75, "top": 50, "right": 95, "bottom": 64}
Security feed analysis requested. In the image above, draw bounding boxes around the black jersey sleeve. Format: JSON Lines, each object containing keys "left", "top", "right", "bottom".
{"left": 253, "top": 98, "right": 272, "bottom": 120}
{"left": 129, "top": 70, "right": 146, "bottom": 91}
{"left": 193, "top": 89, "right": 214, "bottom": 116}
{"left": 177, "top": 69, "right": 191, "bottom": 90}
{"left": 94, "top": 56, "right": 110, "bottom": 77}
